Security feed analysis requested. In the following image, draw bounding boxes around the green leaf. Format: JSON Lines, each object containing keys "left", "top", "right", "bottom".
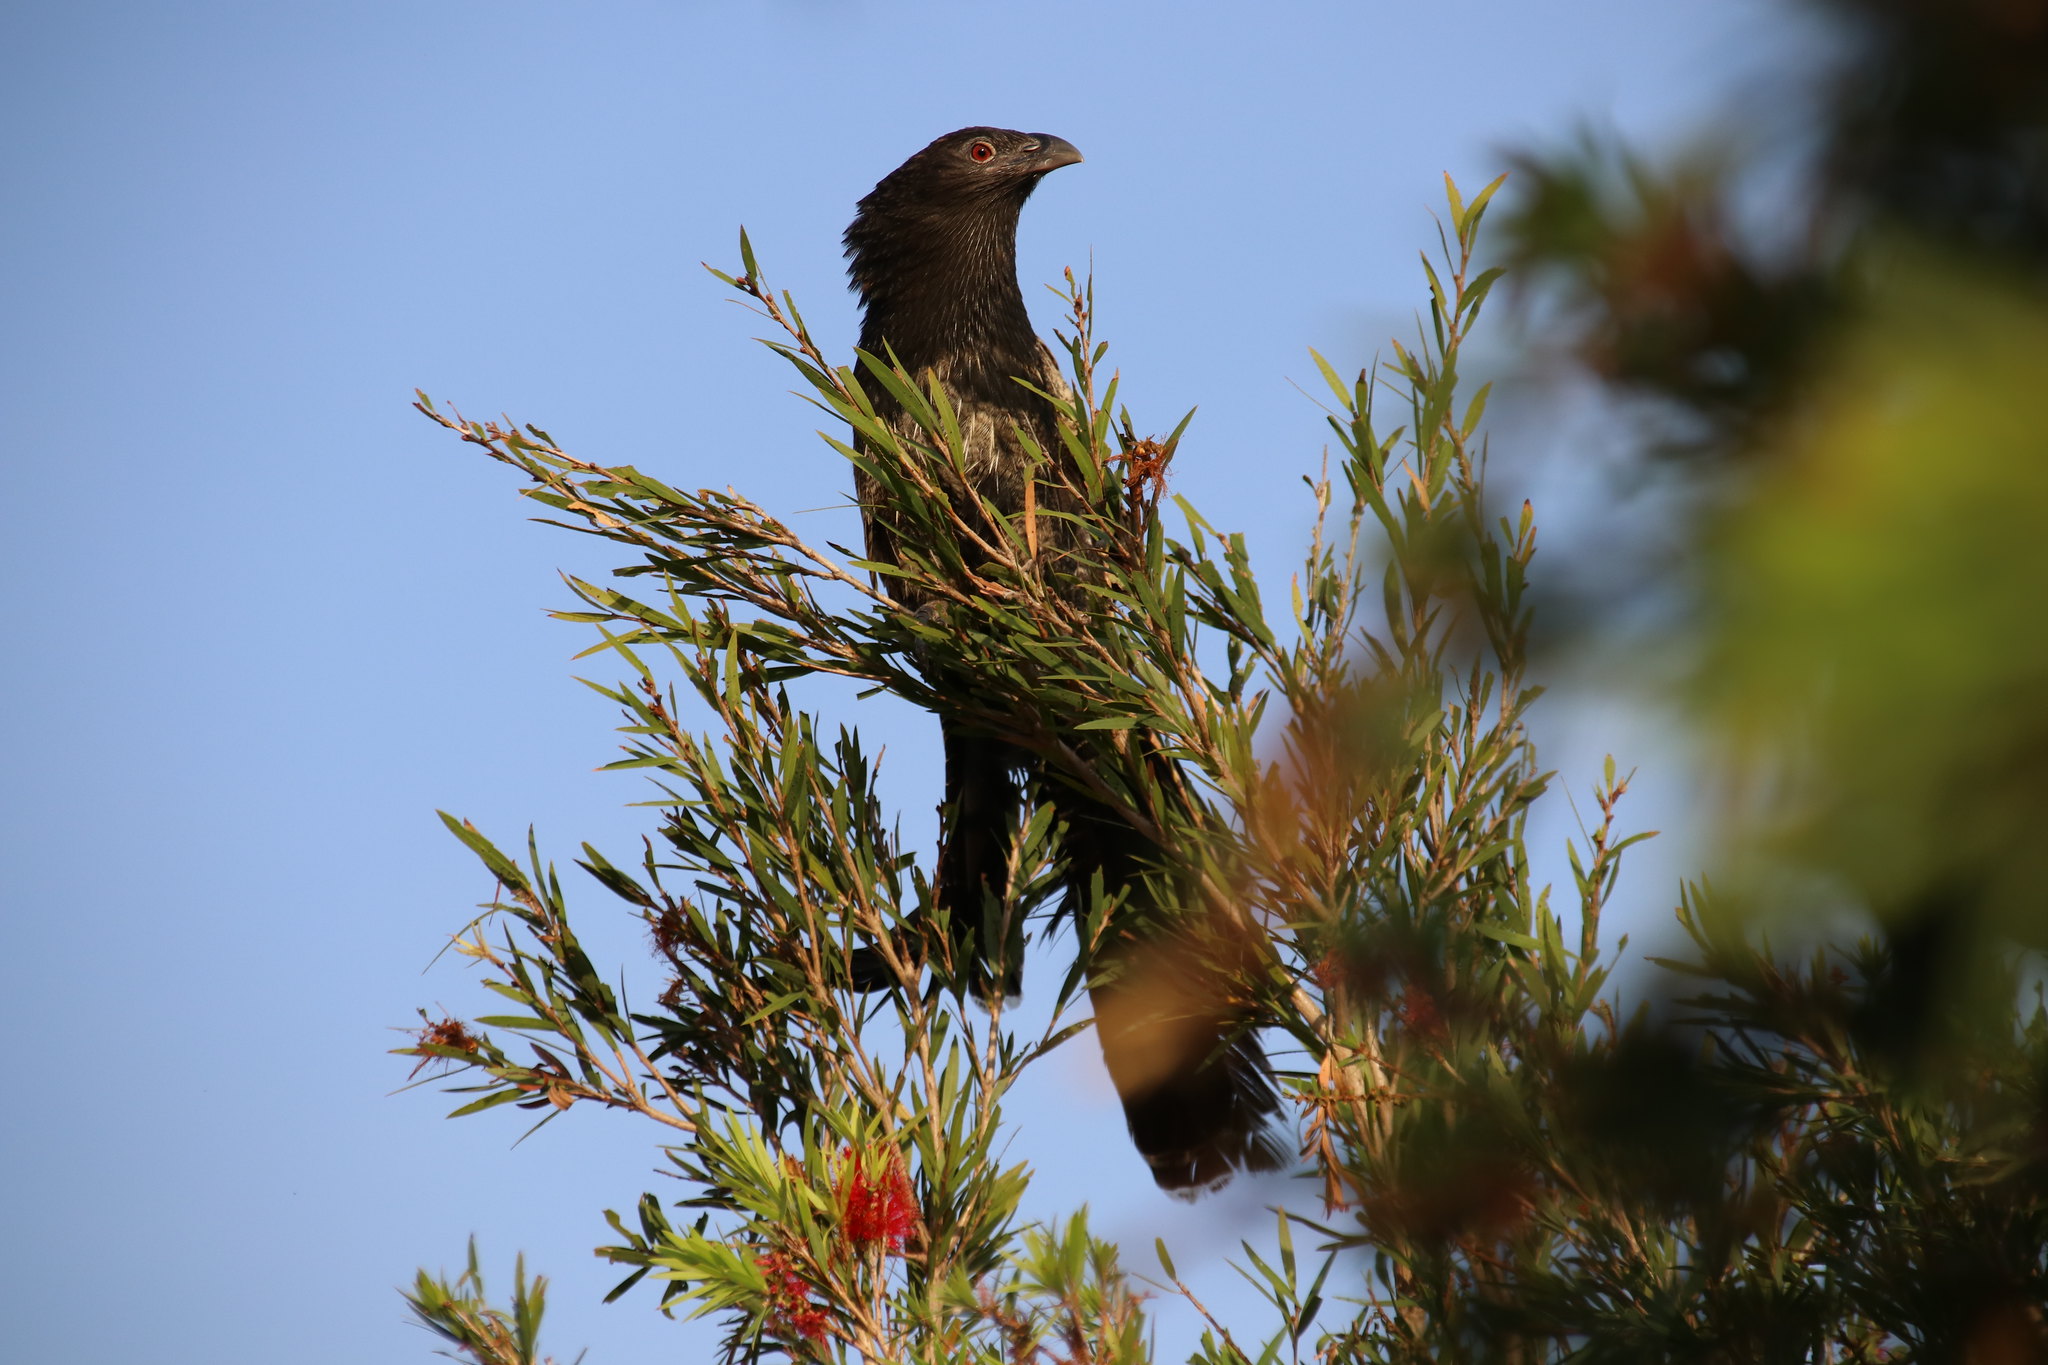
{"left": 738, "top": 226, "right": 758, "bottom": 282}
{"left": 1478, "top": 921, "right": 1539, "bottom": 951}
{"left": 447, "top": 1089, "right": 527, "bottom": 1119}
{"left": 438, "top": 811, "right": 526, "bottom": 890}
{"left": 1309, "top": 348, "right": 1353, "bottom": 411}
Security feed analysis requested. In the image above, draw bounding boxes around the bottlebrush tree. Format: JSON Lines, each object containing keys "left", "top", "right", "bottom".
{"left": 400, "top": 176, "right": 2048, "bottom": 1363}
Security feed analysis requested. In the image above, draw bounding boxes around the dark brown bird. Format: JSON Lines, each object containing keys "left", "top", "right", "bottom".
{"left": 842, "top": 127, "right": 1283, "bottom": 1194}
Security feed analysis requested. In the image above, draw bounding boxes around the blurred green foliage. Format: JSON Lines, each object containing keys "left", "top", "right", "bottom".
{"left": 1708, "top": 252, "right": 2048, "bottom": 958}
{"left": 1503, "top": 0, "right": 2048, "bottom": 992}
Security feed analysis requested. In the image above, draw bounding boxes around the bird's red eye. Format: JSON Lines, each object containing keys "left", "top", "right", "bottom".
{"left": 969, "top": 140, "right": 995, "bottom": 163}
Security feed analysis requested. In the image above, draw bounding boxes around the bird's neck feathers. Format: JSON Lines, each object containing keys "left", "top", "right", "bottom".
{"left": 845, "top": 199, "right": 1041, "bottom": 370}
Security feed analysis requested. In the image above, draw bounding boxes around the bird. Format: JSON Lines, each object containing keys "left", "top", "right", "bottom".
{"left": 840, "top": 126, "right": 1284, "bottom": 1194}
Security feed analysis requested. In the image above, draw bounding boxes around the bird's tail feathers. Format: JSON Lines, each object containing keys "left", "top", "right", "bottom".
{"left": 1089, "top": 926, "right": 1287, "bottom": 1194}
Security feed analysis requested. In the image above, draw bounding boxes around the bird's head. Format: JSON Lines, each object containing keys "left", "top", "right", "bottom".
{"left": 844, "top": 127, "right": 1083, "bottom": 306}
{"left": 859, "top": 127, "right": 1082, "bottom": 213}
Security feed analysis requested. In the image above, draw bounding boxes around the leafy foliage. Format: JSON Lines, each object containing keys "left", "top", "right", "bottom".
{"left": 407, "top": 1239, "right": 584, "bottom": 1365}
{"left": 399, "top": 164, "right": 2048, "bottom": 1364}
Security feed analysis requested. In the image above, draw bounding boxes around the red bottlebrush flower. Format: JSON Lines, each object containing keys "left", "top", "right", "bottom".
{"left": 754, "top": 1251, "right": 829, "bottom": 1344}
{"left": 1397, "top": 987, "right": 1446, "bottom": 1041}
{"left": 837, "top": 1152, "right": 918, "bottom": 1253}
{"left": 418, "top": 1017, "right": 481, "bottom": 1053}
{"left": 785, "top": 1305, "right": 832, "bottom": 1343}
{"left": 1310, "top": 952, "right": 1342, "bottom": 991}
{"left": 648, "top": 905, "right": 689, "bottom": 956}
{"left": 1117, "top": 437, "right": 1172, "bottom": 504}
{"left": 407, "top": 1017, "right": 482, "bottom": 1078}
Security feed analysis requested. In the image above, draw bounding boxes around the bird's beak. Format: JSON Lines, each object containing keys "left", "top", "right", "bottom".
{"left": 1024, "top": 135, "right": 1084, "bottom": 173}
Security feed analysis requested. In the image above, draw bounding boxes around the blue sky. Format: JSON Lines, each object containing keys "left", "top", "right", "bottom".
{"left": 3, "top": 2, "right": 1792, "bottom": 1360}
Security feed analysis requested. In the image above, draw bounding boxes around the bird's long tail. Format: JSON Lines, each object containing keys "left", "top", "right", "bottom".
{"left": 850, "top": 720, "right": 1286, "bottom": 1192}
{"left": 1089, "top": 958, "right": 1287, "bottom": 1193}
{"left": 1058, "top": 763, "right": 1286, "bottom": 1193}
